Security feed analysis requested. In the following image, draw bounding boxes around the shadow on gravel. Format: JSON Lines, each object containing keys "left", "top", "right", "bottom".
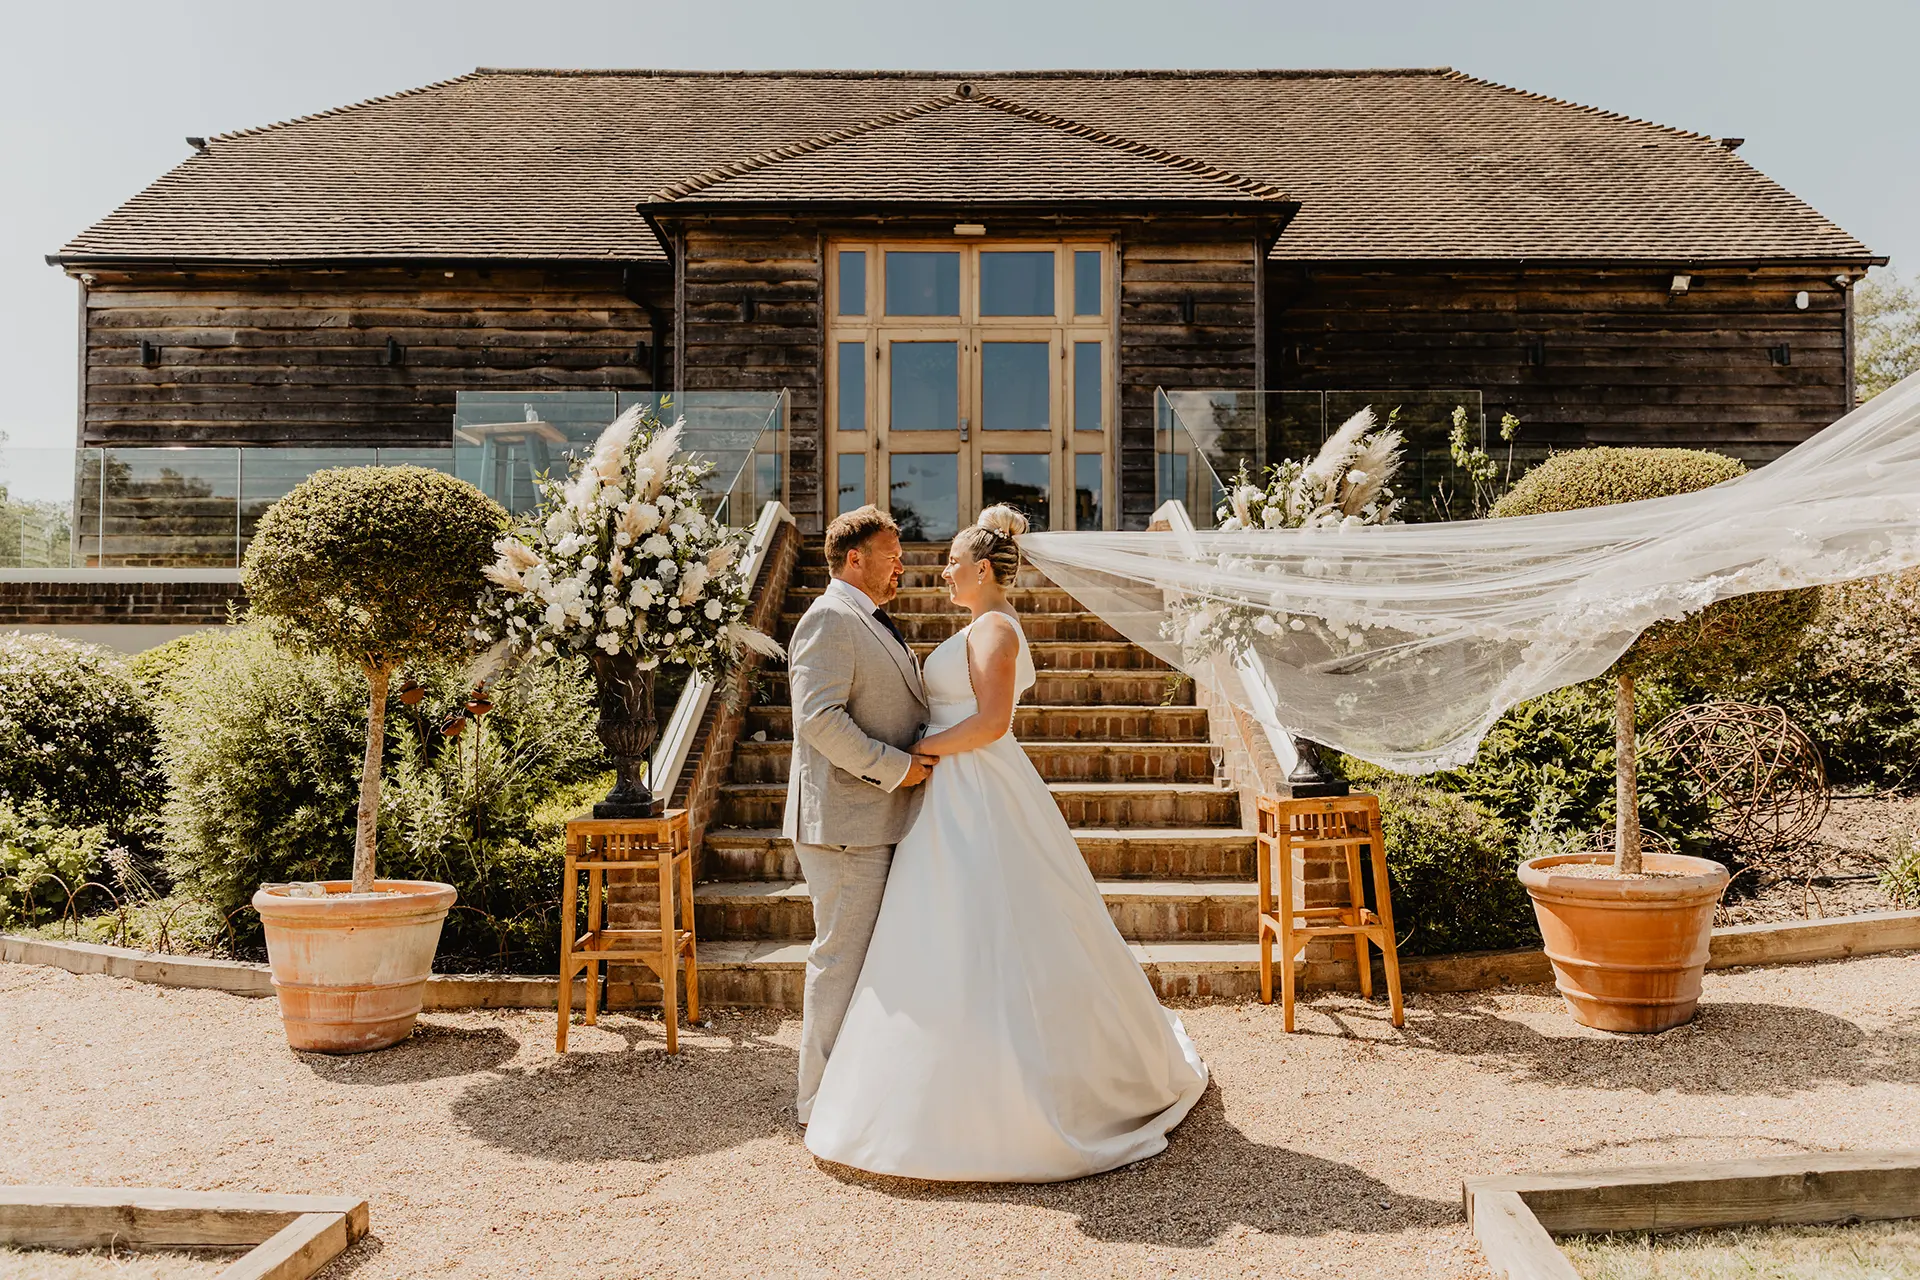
{"left": 449, "top": 1021, "right": 798, "bottom": 1163}
{"left": 298, "top": 1022, "right": 519, "bottom": 1085}
{"left": 817, "top": 1086, "right": 1457, "bottom": 1245}
{"left": 1400, "top": 1000, "right": 1920, "bottom": 1095}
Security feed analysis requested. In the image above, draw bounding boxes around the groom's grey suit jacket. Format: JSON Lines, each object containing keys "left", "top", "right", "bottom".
{"left": 782, "top": 583, "right": 929, "bottom": 848}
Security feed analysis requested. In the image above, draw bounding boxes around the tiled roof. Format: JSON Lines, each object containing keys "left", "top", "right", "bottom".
{"left": 58, "top": 68, "right": 1876, "bottom": 264}
{"left": 651, "top": 91, "right": 1289, "bottom": 205}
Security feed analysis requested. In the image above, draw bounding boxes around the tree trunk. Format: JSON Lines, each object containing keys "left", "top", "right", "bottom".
{"left": 353, "top": 665, "right": 390, "bottom": 893}
{"left": 1614, "top": 671, "right": 1642, "bottom": 875}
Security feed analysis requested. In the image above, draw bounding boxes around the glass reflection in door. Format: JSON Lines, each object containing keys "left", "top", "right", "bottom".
{"left": 982, "top": 453, "right": 1050, "bottom": 532}
{"left": 981, "top": 342, "right": 1050, "bottom": 432}
{"left": 889, "top": 342, "right": 958, "bottom": 431}
{"left": 890, "top": 453, "right": 959, "bottom": 541}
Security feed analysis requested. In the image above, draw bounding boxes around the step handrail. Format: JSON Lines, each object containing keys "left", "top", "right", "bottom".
{"left": 1149, "top": 499, "right": 1301, "bottom": 780}
{"left": 649, "top": 499, "right": 794, "bottom": 804}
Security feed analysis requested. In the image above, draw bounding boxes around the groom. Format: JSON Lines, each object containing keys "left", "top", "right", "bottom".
{"left": 783, "top": 505, "right": 935, "bottom": 1125}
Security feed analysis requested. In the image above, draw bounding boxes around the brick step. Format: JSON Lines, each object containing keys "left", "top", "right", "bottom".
{"left": 750, "top": 667, "right": 1192, "bottom": 708}
{"left": 784, "top": 586, "right": 1082, "bottom": 615}
{"left": 696, "top": 878, "right": 1259, "bottom": 943}
{"left": 714, "top": 780, "right": 1243, "bottom": 830}
{"left": 743, "top": 703, "right": 1210, "bottom": 743}
{"left": 636, "top": 939, "right": 1263, "bottom": 1009}
{"left": 702, "top": 826, "right": 1258, "bottom": 882}
{"left": 730, "top": 739, "right": 1216, "bottom": 785}
{"left": 795, "top": 564, "right": 1056, "bottom": 590}
{"left": 778, "top": 610, "right": 1122, "bottom": 644}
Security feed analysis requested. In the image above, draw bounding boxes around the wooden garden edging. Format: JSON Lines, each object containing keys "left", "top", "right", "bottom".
{"left": 1, "top": 1185, "right": 368, "bottom": 1280}
{"left": 1464, "top": 1150, "right": 1920, "bottom": 1279}
{"left": 5, "top": 908, "right": 1918, "bottom": 1011}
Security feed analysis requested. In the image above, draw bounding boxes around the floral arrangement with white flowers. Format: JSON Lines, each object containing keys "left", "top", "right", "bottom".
{"left": 471, "top": 404, "right": 782, "bottom": 677}
{"left": 1164, "top": 407, "right": 1406, "bottom": 665}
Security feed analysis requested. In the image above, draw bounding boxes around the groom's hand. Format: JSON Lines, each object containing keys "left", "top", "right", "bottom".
{"left": 900, "top": 753, "right": 938, "bottom": 787}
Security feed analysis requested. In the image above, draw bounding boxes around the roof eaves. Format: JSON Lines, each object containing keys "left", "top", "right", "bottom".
{"left": 473, "top": 66, "right": 1455, "bottom": 82}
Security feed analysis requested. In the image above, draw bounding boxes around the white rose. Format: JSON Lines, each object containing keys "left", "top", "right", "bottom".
{"left": 641, "top": 534, "right": 671, "bottom": 557}
{"left": 668, "top": 609, "right": 683, "bottom": 624}
{"left": 656, "top": 560, "right": 678, "bottom": 580}
{"left": 596, "top": 632, "right": 620, "bottom": 652}
{"left": 704, "top": 598, "right": 724, "bottom": 621}
{"left": 544, "top": 603, "right": 567, "bottom": 629}
{"left": 544, "top": 511, "right": 572, "bottom": 539}
{"left": 580, "top": 554, "right": 600, "bottom": 572}
{"left": 604, "top": 605, "right": 630, "bottom": 628}
{"left": 615, "top": 531, "right": 632, "bottom": 547}
{"left": 631, "top": 503, "right": 661, "bottom": 534}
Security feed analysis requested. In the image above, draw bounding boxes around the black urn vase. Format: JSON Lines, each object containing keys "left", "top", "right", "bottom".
{"left": 590, "top": 650, "right": 664, "bottom": 818}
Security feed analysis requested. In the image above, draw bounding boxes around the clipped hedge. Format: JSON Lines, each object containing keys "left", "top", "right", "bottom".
{"left": 1490, "top": 446, "right": 1744, "bottom": 518}
{"left": 0, "top": 632, "right": 161, "bottom": 846}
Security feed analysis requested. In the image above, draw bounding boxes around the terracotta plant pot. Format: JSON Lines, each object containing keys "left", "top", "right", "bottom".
{"left": 252, "top": 879, "right": 457, "bottom": 1054}
{"left": 1518, "top": 852, "right": 1730, "bottom": 1034}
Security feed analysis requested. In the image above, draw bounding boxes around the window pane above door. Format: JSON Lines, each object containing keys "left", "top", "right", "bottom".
{"left": 1073, "top": 251, "right": 1103, "bottom": 316}
{"left": 885, "top": 251, "right": 960, "bottom": 316}
{"left": 980, "top": 251, "right": 1055, "bottom": 316}
{"left": 981, "top": 342, "right": 1050, "bottom": 432}
{"left": 982, "top": 453, "right": 1050, "bottom": 532}
{"left": 837, "top": 251, "right": 867, "bottom": 316}
{"left": 889, "top": 342, "right": 958, "bottom": 431}
{"left": 890, "top": 454, "right": 959, "bottom": 541}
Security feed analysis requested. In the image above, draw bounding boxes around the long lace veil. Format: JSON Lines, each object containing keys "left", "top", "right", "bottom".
{"left": 1021, "top": 371, "right": 1920, "bottom": 774}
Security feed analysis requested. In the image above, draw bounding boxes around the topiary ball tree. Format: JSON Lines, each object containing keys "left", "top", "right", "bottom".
{"left": 1492, "top": 447, "right": 1817, "bottom": 874}
{"left": 243, "top": 467, "right": 506, "bottom": 892}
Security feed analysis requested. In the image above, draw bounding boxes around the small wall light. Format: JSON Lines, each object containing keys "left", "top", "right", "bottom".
{"left": 1180, "top": 293, "right": 1196, "bottom": 324}
{"left": 1527, "top": 338, "right": 1546, "bottom": 366}
{"left": 384, "top": 338, "right": 405, "bottom": 366}
{"left": 1770, "top": 343, "right": 1792, "bottom": 366}
{"left": 953, "top": 223, "right": 987, "bottom": 236}
{"left": 138, "top": 339, "right": 160, "bottom": 368}
{"left": 1795, "top": 291, "right": 1810, "bottom": 310}
{"left": 741, "top": 295, "right": 757, "bottom": 323}
{"left": 633, "top": 340, "right": 651, "bottom": 366}
{"left": 1670, "top": 274, "right": 1692, "bottom": 295}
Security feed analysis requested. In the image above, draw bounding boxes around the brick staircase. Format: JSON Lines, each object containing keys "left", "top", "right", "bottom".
{"left": 689, "top": 542, "right": 1265, "bottom": 1008}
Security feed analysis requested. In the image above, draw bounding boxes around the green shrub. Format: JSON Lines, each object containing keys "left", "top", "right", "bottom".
{"left": 243, "top": 466, "right": 506, "bottom": 890}
{"left": 0, "top": 797, "right": 112, "bottom": 928}
{"left": 0, "top": 632, "right": 162, "bottom": 846}
{"left": 157, "top": 624, "right": 603, "bottom": 965}
{"left": 1490, "top": 448, "right": 1816, "bottom": 871}
{"left": 1346, "top": 774, "right": 1538, "bottom": 956}
{"left": 1884, "top": 833, "right": 1920, "bottom": 909}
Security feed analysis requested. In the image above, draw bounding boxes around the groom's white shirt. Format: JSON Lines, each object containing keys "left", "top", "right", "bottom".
{"left": 824, "top": 574, "right": 878, "bottom": 614}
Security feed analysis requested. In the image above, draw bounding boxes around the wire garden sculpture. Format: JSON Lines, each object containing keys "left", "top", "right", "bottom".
{"left": 1642, "top": 702, "right": 1831, "bottom": 868}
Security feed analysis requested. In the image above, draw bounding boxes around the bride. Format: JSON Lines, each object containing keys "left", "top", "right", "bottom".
{"left": 803, "top": 505, "right": 1209, "bottom": 1182}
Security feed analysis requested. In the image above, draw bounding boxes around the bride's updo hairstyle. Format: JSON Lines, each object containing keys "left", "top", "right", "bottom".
{"left": 954, "top": 504, "right": 1030, "bottom": 586}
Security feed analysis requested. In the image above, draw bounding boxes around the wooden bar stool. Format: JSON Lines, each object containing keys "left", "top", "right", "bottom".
{"left": 557, "top": 810, "right": 697, "bottom": 1053}
{"left": 1256, "top": 793, "right": 1404, "bottom": 1031}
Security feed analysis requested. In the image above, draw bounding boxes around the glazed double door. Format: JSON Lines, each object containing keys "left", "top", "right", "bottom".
{"left": 827, "top": 241, "right": 1114, "bottom": 539}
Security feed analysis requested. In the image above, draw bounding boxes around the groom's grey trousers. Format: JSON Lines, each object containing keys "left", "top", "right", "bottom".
{"left": 792, "top": 840, "right": 892, "bottom": 1123}
{"left": 782, "top": 587, "right": 929, "bottom": 1124}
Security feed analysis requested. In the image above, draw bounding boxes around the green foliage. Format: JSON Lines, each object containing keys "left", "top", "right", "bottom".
{"left": 0, "top": 632, "right": 162, "bottom": 847}
{"left": 1491, "top": 447, "right": 1815, "bottom": 688}
{"left": 1343, "top": 773, "right": 1539, "bottom": 956}
{"left": 156, "top": 625, "right": 370, "bottom": 909}
{"left": 243, "top": 466, "right": 506, "bottom": 673}
{"left": 1371, "top": 680, "right": 1715, "bottom": 859}
{"left": 1714, "top": 655, "right": 1920, "bottom": 791}
{"left": 154, "top": 624, "right": 603, "bottom": 965}
{"left": 1491, "top": 446, "right": 1745, "bottom": 518}
{"left": 1856, "top": 268, "right": 1920, "bottom": 401}
{"left": 0, "top": 797, "right": 112, "bottom": 928}
{"left": 1884, "top": 833, "right": 1920, "bottom": 909}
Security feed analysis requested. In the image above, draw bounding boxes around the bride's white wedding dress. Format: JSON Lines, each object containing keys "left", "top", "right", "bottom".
{"left": 803, "top": 613, "right": 1209, "bottom": 1182}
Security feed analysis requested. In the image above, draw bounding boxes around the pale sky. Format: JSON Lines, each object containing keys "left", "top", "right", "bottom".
{"left": 4, "top": 0, "right": 1914, "bottom": 453}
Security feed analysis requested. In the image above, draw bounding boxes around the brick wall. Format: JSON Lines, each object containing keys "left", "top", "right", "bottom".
{"left": 0, "top": 576, "right": 245, "bottom": 628}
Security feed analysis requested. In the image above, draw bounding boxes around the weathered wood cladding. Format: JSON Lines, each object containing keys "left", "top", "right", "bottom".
{"left": 79, "top": 264, "right": 670, "bottom": 447}
{"left": 1119, "top": 231, "right": 1261, "bottom": 526}
{"left": 1267, "top": 263, "right": 1857, "bottom": 461}
{"left": 676, "top": 224, "right": 824, "bottom": 529}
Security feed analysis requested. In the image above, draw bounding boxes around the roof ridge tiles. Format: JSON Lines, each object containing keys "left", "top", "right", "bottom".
{"left": 650, "top": 89, "right": 1288, "bottom": 203}
{"left": 473, "top": 67, "right": 1456, "bottom": 81}
{"left": 208, "top": 73, "right": 483, "bottom": 144}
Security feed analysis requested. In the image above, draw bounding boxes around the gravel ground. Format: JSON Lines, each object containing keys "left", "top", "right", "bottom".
{"left": 4, "top": 954, "right": 1918, "bottom": 1280}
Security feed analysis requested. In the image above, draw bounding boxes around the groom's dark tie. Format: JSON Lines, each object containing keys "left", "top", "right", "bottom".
{"left": 872, "top": 606, "right": 910, "bottom": 653}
